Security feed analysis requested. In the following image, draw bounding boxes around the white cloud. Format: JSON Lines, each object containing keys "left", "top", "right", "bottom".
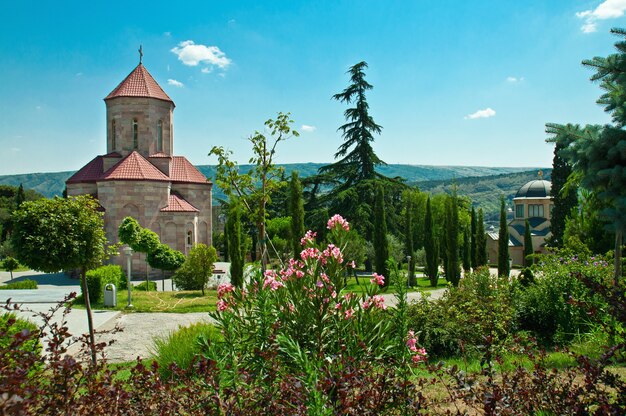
{"left": 301, "top": 125, "right": 317, "bottom": 132}
{"left": 576, "top": 0, "right": 626, "bottom": 33}
{"left": 170, "top": 40, "right": 232, "bottom": 71}
{"left": 506, "top": 76, "right": 524, "bottom": 82}
{"left": 167, "top": 79, "right": 184, "bottom": 87}
{"left": 201, "top": 67, "right": 212, "bottom": 74}
{"left": 464, "top": 108, "right": 496, "bottom": 120}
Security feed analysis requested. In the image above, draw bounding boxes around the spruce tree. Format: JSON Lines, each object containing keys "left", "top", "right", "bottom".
{"left": 524, "top": 219, "right": 534, "bottom": 266}
{"left": 497, "top": 196, "right": 510, "bottom": 277}
{"left": 404, "top": 192, "right": 416, "bottom": 286}
{"left": 470, "top": 207, "right": 477, "bottom": 269}
{"left": 227, "top": 201, "right": 244, "bottom": 287}
{"left": 289, "top": 171, "right": 305, "bottom": 258}
{"left": 476, "top": 208, "right": 487, "bottom": 267}
{"left": 373, "top": 184, "right": 389, "bottom": 285}
{"left": 549, "top": 141, "right": 577, "bottom": 248}
{"left": 445, "top": 194, "right": 460, "bottom": 286}
{"left": 424, "top": 196, "right": 439, "bottom": 287}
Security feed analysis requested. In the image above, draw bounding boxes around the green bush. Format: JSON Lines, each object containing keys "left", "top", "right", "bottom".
{"left": 0, "top": 279, "right": 38, "bottom": 290}
{"left": 0, "top": 313, "right": 40, "bottom": 355}
{"left": 152, "top": 323, "right": 221, "bottom": 378}
{"left": 83, "top": 265, "right": 125, "bottom": 303}
{"left": 133, "top": 281, "right": 157, "bottom": 291}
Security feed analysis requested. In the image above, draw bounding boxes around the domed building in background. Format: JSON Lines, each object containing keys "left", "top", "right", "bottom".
{"left": 486, "top": 175, "right": 553, "bottom": 266}
{"left": 66, "top": 56, "right": 212, "bottom": 276}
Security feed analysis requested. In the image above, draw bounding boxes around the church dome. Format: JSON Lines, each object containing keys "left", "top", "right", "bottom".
{"left": 514, "top": 179, "right": 551, "bottom": 198}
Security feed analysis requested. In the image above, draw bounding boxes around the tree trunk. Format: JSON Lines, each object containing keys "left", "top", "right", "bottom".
{"left": 161, "top": 270, "right": 165, "bottom": 292}
{"left": 80, "top": 267, "right": 97, "bottom": 365}
{"left": 614, "top": 230, "right": 622, "bottom": 286}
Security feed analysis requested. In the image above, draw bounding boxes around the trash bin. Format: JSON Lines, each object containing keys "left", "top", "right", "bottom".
{"left": 104, "top": 283, "right": 117, "bottom": 307}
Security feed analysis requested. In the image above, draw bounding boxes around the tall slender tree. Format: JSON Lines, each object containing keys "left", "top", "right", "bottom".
{"left": 227, "top": 200, "right": 244, "bottom": 288}
{"left": 470, "top": 207, "right": 477, "bottom": 269}
{"left": 373, "top": 184, "right": 389, "bottom": 285}
{"left": 462, "top": 228, "right": 471, "bottom": 273}
{"left": 497, "top": 196, "right": 510, "bottom": 277}
{"left": 549, "top": 141, "right": 578, "bottom": 248}
{"left": 404, "top": 191, "right": 416, "bottom": 286}
{"left": 445, "top": 193, "right": 460, "bottom": 286}
{"left": 476, "top": 208, "right": 487, "bottom": 267}
{"left": 424, "top": 197, "right": 439, "bottom": 287}
{"left": 524, "top": 219, "right": 534, "bottom": 266}
{"left": 289, "top": 171, "right": 305, "bottom": 258}
{"left": 15, "top": 184, "right": 25, "bottom": 208}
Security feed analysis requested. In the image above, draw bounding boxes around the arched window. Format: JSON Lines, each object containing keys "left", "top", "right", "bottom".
{"left": 132, "top": 119, "right": 138, "bottom": 149}
{"left": 111, "top": 120, "right": 116, "bottom": 150}
{"left": 186, "top": 230, "right": 193, "bottom": 247}
{"left": 157, "top": 120, "right": 163, "bottom": 151}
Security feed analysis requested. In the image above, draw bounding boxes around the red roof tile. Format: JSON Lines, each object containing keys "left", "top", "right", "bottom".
{"left": 101, "top": 151, "right": 170, "bottom": 182}
{"left": 170, "top": 156, "right": 209, "bottom": 184}
{"left": 161, "top": 193, "right": 199, "bottom": 212}
{"left": 103, "top": 151, "right": 122, "bottom": 158}
{"left": 104, "top": 64, "right": 174, "bottom": 104}
{"left": 66, "top": 156, "right": 104, "bottom": 184}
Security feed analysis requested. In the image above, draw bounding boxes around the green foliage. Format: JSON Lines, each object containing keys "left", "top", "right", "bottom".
{"left": 470, "top": 207, "right": 477, "bottom": 269}
{"left": 403, "top": 191, "right": 416, "bottom": 285}
{"left": 147, "top": 244, "right": 185, "bottom": 274}
{"left": 136, "top": 229, "right": 160, "bottom": 254}
{"left": 2, "top": 256, "right": 19, "bottom": 280}
{"left": 227, "top": 201, "right": 244, "bottom": 287}
{"left": 266, "top": 216, "right": 291, "bottom": 262}
{"left": 0, "top": 279, "right": 37, "bottom": 290}
{"left": 118, "top": 217, "right": 141, "bottom": 249}
{"left": 289, "top": 171, "right": 305, "bottom": 259}
{"left": 373, "top": 184, "right": 389, "bottom": 283}
{"left": 524, "top": 219, "right": 534, "bottom": 266}
{"left": 476, "top": 208, "right": 488, "bottom": 267}
{"left": 497, "top": 196, "right": 510, "bottom": 277}
{"left": 82, "top": 265, "right": 124, "bottom": 303}
{"left": 549, "top": 141, "right": 577, "bottom": 248}
{"left": 424, "top": 197, "right": 439, "bottom": 286}
{"left": 444, "top": 192, "right": 460, "bottom": 286}
{"left": 133, "top": 281, "right": 157, "bottom": 291}
{"left": 0, "top": 313, "right": 40, "bottom": 356}
{"left": 462, "top": 228, "right": 471, "bottom": 272}
{"left": 152, "top": 323, "right": 222, "bottom": 378}
{"left": 173, "top": 244, "right": 217, "bottom": 294}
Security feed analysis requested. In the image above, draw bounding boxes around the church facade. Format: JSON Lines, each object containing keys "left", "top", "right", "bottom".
{"left": 66, "top": 61, "right": 212, "bottom": 275}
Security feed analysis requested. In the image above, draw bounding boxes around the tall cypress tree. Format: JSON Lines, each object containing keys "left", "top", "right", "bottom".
{"left": 524, "top": 219, "right": 534, "bottom": 267}
{"left": 476, "top": 208, "right": 487, "bottom": 267}
{"left": 373, "top": 184, "right": 389, "bottom": 285}
{"left": 470, "top": 207, "right": 477, "bottom": 269}
{"left": 15, "top": 184, "right": 25, "bottom": 208}
{"left": 404, "top": 192, "right": 416, "bottom": 286}
{"left": 424, "top": 197, "right": 438, "bottom": 287}
{"left": 445, "top": 194, "right": 460, "bottom": 286}
{"left": 227, "top": 200, "right": 244, "bottom": 287}
{"left": 289, "top": 171, "right": 305, "bottom": 258}
{"left": 462, "top": 228, "right": 471, "bottom": 273}
{"left": 549, "top": 142, "right": 577, "bottom": 248}
{"left": 497, "top": 196, "right": 510, "bottom": 277}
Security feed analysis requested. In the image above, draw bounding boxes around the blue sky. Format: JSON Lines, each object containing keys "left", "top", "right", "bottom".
{"left": 1, "top": 0, "right": 625, "bottom": 175}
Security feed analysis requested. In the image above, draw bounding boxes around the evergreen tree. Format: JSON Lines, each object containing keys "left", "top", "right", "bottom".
{"left": 476, "top": 208, "right": 488, "bottom": 267}
{"left": 319, "top": 61, "right": 386, "bottom": 187}
{"left": 227, "top": 201, "right": 244, "bottom": 288}
{"left": 497, "top": 196, "right": 510, "bottom": 277}
{"left": 470, "top": 207, "right": 477, "bottom": 269}
{"left": 15, "top": 184, "right": 25, "bottom": 208}
{"left": 445, "top": 194, "right": 460, "bottom": 286}
{"left": 289, "top": 171, "right": 305, "bottom": 258}
{"left": 424, "top": 197, "right": 439, "bottom": 287}
{"left": 549, "top": 142, "right": 577, "bottom": 248}
{"left": 373, "top": 184, "right": 389, "bottom": 285}
{"left": 524, "top": 219, "right": 534, "bottom": 266}
{"left": 462, "top": 228, "right": 471, "bottom": 273}
{"left": 404, "top": 191, "right": 416, "bottom": 286}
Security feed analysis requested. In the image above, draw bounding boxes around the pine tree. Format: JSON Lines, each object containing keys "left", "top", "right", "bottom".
{"left": 373, "top": 184, "right": 389, "bottom": 285}
{"left": 404, "top": 191, "right": 416, "bottom": 286}
{"left": 549, "top": 142, "right": 577, "bottom": 248}
{"left": 227, "top": 201, "right": 244, "bottom": 287}
{"left": 424, "top": 196, "right": 439, "bottom": 287}
{"left": 289, "top": 171, "right": 305, "bottom": 258}
{"left": 445, "top": 194, "right": 460, "bottom": 286}
{"left": 470, "top": 207, "right": 477, "bottom": 269}
{"left": 476, "top": 208, "right": 487, "bottom": 267}
{"left": 497, "top": 196, "right": 510, "bottom": 277}
{"left": 524, "top": 219, "right": 534, "bottom": 266}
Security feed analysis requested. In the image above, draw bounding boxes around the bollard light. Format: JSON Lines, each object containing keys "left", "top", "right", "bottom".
{"left": 123, "top": 246, "right": 134, "bottom": 308}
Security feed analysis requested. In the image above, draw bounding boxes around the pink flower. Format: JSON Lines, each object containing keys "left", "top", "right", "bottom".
{"left": 300, "top": 230, "right": 317, "bottom": 246}
{"left": 322, "top": 244, "right": 344, "bottom": 264}
{"left": 216, "top": 299, "right": 229, "bottom": 312}
{"left": 295, "top": 270, "right": 305, "bottom": 278}
{"left": 348, "top": 260, "right": 356, "bottom": 269}
{"left": 217, "top": 282, "right": 235, "bottom": 299}
{"left": 335, "top": 303, "right": 342, "bottom": 310}
{"left": 371, "top": 295, "right": 387, "bottom": 310}
{"left": 327, "top": 214, "right": 350, "bottom": 231}
{"left": 370, "top": 273, "right": 385, "bottom": 286}
{"left": 406, "top": 330, "right": 428, "bottom": 363}
{"left": 263, "top": 270, "right": 285, "bottom": 291}
{"left": 316, "top": 280, "right": 324, "bottom": 288}
{"left": 362, "top": 299, "right": 371, "bottom": 309}
{"left": 300, "top": 247, "right": 321, "bottom": 261}
{"left": 344, "top": 308, "right": 354, "bottom": 319}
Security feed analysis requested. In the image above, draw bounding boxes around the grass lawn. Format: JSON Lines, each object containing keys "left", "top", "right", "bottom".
{"left": 343, "top": 273, "right": 448, "bottom": 294}
{"left": 74, "top": 289, "right": 218, "bottom": 313}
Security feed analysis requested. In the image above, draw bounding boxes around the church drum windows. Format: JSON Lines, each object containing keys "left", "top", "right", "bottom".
{"left": 111, "top": 120, "right": 116, "bottom": 150}
{"left": 528, "top": 204, "right": 544, "bottom": 218}
{"left": 132, "top": 119, "right": 138, "bottom": 149}
{"left": 157, "top": 120, "right": 163, "bottom": 151}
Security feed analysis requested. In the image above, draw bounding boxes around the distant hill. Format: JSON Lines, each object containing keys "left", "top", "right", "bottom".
{"left": 0, "top": 163, "right": 548, "bottom": 229}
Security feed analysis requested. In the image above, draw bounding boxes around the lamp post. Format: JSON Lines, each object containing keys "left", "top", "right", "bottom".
{"left": 123, "top": 246, "right": 134, "bottom": 308}
{"left": 407, "top": 255, "right": 413, "bottom": 287}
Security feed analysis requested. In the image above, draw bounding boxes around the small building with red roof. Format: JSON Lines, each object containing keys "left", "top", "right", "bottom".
{"left": 66, "top": 59, "right": 212, "bottom": 276}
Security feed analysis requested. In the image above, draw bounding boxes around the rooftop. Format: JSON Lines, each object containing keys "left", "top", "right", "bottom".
{"left": 104, "top": 64, "right": 173, "bottom": 104}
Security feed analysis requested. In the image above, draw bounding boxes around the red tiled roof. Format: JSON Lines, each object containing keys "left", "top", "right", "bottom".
{"left": 161, "top": 193, "right": 199, "bottom": 212}
{"left": 103, "top": 151, "right": 122, "bottom": 158}
{"left": 66, "top": 156, "right": 104, "bottom": 184}
{"left": 104, "top": 64, "right": 173, "bottom": 104}
{"left": 170, "top": 156, "right": 209, "bottom": 184}
{"left": 101, "top": 151, "right": 170, "bottom": 182}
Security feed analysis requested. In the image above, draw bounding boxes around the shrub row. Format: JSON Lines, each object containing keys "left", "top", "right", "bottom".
{"left": 0, "top": 279, "right": 38, "bottom": 290}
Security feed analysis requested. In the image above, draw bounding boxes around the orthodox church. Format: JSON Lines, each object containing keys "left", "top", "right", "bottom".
{"left": 66, "top": 56, "right": 212, "bottom": 275}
